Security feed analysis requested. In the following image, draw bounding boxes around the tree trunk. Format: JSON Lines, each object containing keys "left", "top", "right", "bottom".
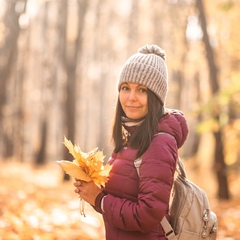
{"left": 61, "top": 0, "right": 88, "bottom": 181}
{"left": 34, "top": 1, "right": 50, "bottom": 166}
{"left": 127, "top": 0, "right": 139, "bottom": 54}
{"left": 35, "top": 119, "right": 48, "bottom": 165}
{"left": 195, "top": 0, "right": 230, "bottom": 199}
{"left": 0, "top": 0, "right": 28, "bottom": 159}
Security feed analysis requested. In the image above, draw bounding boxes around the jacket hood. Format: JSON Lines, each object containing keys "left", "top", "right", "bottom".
{"left": 156, "top": 109, "right": 188, "bottom": 148}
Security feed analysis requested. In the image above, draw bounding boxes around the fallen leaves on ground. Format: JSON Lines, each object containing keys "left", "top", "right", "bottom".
{"left": 0, "top": 161, "right": 105, "bottom": 240}
{"left": 0, "top": 161, "right": 239, "bottom": 240}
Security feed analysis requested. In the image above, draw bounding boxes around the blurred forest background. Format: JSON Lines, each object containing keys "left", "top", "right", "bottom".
{"left": 0, "top": 0, "right": 240, "bottom": 239}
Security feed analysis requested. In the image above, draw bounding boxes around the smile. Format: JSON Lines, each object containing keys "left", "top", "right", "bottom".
{"left": 126, "top": 106, "right": 140, "bottom": 110}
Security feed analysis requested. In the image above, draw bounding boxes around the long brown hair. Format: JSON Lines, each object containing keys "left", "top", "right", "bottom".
{"left": 112, "top": 90, "right": 164, "bottom": 158}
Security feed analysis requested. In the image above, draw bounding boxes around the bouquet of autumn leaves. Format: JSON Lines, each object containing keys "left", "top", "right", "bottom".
{"left": 57, "top": 137, "right": 112, "bottom": 216}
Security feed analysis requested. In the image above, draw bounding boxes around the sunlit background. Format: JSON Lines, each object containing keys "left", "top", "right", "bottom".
{"left": 0, "top": 0, "right": 240, "bottom": 239}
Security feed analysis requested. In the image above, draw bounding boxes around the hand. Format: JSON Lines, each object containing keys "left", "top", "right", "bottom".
{"left": 73, "top": 180, "right": 102, "bottom": 206}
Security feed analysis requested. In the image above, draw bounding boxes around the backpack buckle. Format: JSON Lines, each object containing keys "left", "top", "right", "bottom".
{"left": 165, "top": 229, "right": 175, "bottom": 240}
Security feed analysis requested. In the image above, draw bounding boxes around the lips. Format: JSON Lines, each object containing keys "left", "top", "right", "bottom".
{"left": 126, "top": 106, "right": 140, "bottom": 110}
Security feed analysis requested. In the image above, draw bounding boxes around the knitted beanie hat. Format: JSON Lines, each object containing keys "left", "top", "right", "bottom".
{"left": 118, "top": 44, "right": 168, "bottom": 105}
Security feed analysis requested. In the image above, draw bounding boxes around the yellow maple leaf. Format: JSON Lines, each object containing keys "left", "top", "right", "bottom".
{"left": 56, "top": 160, "right": 92, "bottom": 182}
{"left": 57, "top": 137, "right": 112, "bottom": 187}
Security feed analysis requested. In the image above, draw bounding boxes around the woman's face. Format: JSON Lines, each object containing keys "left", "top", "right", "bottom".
{"left": 119, "top": 83, "right": 148, "bottom": 120}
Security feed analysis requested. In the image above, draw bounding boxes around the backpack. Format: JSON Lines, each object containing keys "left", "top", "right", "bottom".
{"left": 134, "top": 134, "right": 218, "bottom": 240}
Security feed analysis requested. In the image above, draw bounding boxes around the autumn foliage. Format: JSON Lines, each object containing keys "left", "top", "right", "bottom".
{"left": 0, "top": 161, "right": 239, "bottom": 240}
{"left": 57, "top": 138, "right": 112, "bottom": 186}
{"left": 0, "top": 162, "right": 105, "bottom": 240}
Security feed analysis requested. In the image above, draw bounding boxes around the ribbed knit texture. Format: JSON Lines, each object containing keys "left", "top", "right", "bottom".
{"left": 118, "top": 44, "right": 168, "bottom": 105}
{"left": 94, "top": 191, "right": 106, "bottom": 214}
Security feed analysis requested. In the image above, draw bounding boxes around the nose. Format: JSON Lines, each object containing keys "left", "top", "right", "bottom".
{"left": 128, "top": 89, "right": 137, "bottom": 101}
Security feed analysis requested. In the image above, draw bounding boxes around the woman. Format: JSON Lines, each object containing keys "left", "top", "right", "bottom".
{"left": 74, "top": 44, "right": 188, "bottom": 240}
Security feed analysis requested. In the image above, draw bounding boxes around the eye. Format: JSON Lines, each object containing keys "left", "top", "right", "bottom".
{"left": 120, "top": 84, "right": 129, "bottom": 91}
{"left": 139, "top": 87, "right": 148, "bottom": 93}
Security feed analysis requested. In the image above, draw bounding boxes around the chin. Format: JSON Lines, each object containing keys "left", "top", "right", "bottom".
{"left": 127, "top": 115, "right": 144, "bottom": 120}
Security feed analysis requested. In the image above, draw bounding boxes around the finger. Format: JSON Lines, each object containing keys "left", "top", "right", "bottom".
{"left": 73, "top": 181, "right": 81, "bottom": 187}
{"left": 75, "top": 187, "right": 81, "bottom": 193}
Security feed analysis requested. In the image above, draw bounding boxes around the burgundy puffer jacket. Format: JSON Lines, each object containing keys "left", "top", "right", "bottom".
{"left": 101, "top": 110, "right": 188, "bottom": 240}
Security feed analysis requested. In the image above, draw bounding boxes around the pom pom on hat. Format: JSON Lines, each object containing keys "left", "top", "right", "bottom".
{"left": 118, "top": 44, "right": 168, "bottom": 105}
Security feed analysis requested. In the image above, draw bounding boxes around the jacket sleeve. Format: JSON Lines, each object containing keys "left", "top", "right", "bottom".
{"left": 102, "top": 134, "right": 178, "bottom": 232}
